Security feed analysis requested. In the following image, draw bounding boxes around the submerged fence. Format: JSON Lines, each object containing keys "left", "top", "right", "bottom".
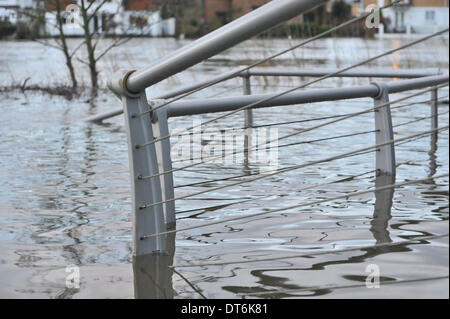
{"left": 88, "top": 0, "right": 449, "bottom": 297}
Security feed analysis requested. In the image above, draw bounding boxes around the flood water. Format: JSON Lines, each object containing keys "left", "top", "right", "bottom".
{"left": 0, "top": 36, "right": 449, "bottom": 298}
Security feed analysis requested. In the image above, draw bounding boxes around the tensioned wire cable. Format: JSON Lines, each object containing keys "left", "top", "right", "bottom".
{"left": 133, "top": 0, "right": 402, "bottom": 120}
{"left": 174, "top": 168, "right": 377, "bottom": 216}
{"left": 173, "top": 156, "right": 433, "bottom": 215}
{"left": 142, "top": 172, "right": 449, "bottom": 240}
{"left": 172, "top": 129, "right": 377, "bottom": 164}
{"left": 145, "top": 152, "right": 374, "bottom": 210}
{"left": 172, "top": 233, "right": 449, "bottom": 268}
{"left": 135, "top": 27, "right": 449, "bottom": 150}
{"left": 174, "top": 150, "right": 376, "bottom": 193}
{"left": 171, "top": 267, "right": 207, "bottom": 299}
{"left": 171, "top": 111, "right": 364, "bottom": 138}
{"left": 140, "top": 83, "right": 448, "bottom": 180}
{"left": 167, "top": 94, "right": 449, "bottom": 143}
{"left": 391, "top": 94, "right": 449, "bottom": 111}
{"left": 138, "top": 126, "right": 448, "bottom": 210}
{"left": 393, "top": 110, "right": 450, "bottom": 128}
{"left": 139, "top": 127, "right": 448, "bottom": 236}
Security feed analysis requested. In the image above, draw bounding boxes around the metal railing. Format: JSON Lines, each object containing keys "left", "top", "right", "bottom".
{"left": 98, "top": 0, "right": 449, "bottom": 298}
{"left": 120, "top": 70, "right": 448, "bottom": 257}
{"left": 86, "top": 67, "right": 443, "bottom": 123}
{"left": 100, "top": 0, "right": 449, "bottom": 257}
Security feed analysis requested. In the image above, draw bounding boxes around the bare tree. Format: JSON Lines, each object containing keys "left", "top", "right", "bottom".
{"left": 77, "top": 0, "right": 157, "bottom": 89}
{"left": 54, "top": 0, "right": 79, "bottom": 88}
{"left": 19, "top": 0, "right": 81, "bottom": 88}
{"left": 23, "top": 0, "right": 166, "bottom": 90}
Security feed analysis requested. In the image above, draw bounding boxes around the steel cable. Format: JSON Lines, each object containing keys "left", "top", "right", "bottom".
{"left": 135, "top": 28, "right": 449, "bottom": 150}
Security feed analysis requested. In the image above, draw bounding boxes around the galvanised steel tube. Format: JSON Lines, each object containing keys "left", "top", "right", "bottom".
{"left": 89, "top": 68, "right": 442, "bottom": 122}
{"left": 124, "top": 0, "right": 325, "bottom": 93}
{"left": 166, "top": 74, "right": 449, "bottom": 118}
{"left": 167, "top": 85, "right": 378, "bottom": 117}
{"left": 87, "top": 67, "right": 244, "bottom": 122}
{"left": 388, "top": 74, "right": 449, "bottom": 93}
{"left": 246, "top": 68, "right": 442, "bottom": 78}
{"left": 156, "top": 67, "right": 245, "bottom": 99}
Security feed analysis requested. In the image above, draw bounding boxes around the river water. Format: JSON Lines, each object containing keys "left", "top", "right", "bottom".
{"left": 0, "top": 36, "right": 448, "bottom": 298}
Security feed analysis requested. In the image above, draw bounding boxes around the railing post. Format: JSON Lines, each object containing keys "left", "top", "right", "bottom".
{"left": 151, "top": 101, "right": 176, "bottom": 228}
{"left": 430, "top": 86, "right": 438, "bottom": 131}
{"left": 372, "top": 82, "right": 396, "bottom": 176}
{"left": 243, "top": 74, "right": 254, "bottom": 128}
{"left": 243, "top": 74, "right": 253, "bottom": 165}
{"left": 122, "top": 92, "right": 167, "bottom": 256}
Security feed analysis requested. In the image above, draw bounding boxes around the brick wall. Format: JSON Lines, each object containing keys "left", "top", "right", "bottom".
{"left": 204, "top": 0, "right": 231, "bottom": 25}
{"left": 124, "top": 0, "right": 158, "bottom": 11}
{"left": 232, "top": 0, "right": 269, "bottom": 17}
{"left": 45, "top": 0, "right": 76, "bottom": 11}
{"left": 204, "top": 0, "right": 270, "bottom": 25}
{"left": 363, "top": 0, "right": 449, "bottom": 7}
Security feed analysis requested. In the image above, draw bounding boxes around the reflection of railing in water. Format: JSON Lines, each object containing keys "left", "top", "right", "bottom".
{"left": 89, "top": 0, "right": 449, "bottom": 298}
{"left": 133, "top": 232, "right": 176, "bottom": 299}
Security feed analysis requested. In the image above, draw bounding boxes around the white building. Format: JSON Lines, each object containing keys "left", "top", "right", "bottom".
{"left": 382, "top": 1, "right": 449, "bottom": 34}
{"left": 44, "top": 0, "right": 175, "bottom": 37}
{"left": 349, "top": 0, "right": 449, "bottom": 34}
{"left": 0, "top": 0, "right": 36, "bottom": 24}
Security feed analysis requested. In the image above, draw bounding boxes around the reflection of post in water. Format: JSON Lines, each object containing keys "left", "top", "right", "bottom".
{"left": 133, "top": 231, "right": 175, "bottom": 299}
{"left": 428, "top": 86, "right": 439, "bottom": 181}
{"left": 428, "top": 131, "right": 438, "bottom": 179}
{"left": 370, "top": 174, "right": 395, "bottom": 246}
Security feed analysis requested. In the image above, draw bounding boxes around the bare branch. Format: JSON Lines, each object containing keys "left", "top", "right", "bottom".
{"left": 15, "top": 8, "right": 59, "bottom": 29}
{"left": 86, "top": 0, "right": 100, "bottom": 11}
{"left": 32, "top": 38, "right": 63, "bottom": 50}
{"left": 87, "top": 0, "right": 110, "bottom": 22}
{"left": 76, "top": 57, "right": 90, "bottom": 65}
{"left": 94, "top": 37, "right": 132, "bottom": 62}
{"left": 69, "top": 40, "right": 87, "bottom": 58}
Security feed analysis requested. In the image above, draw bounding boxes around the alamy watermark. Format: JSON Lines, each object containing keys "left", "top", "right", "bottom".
{"left": 65, "top": 264, "right": 80, "bottom": 289}
{"left": 171, "top": 120, "right": 279, "bottom": 172}
{"left": 365, "top": 5, "right": 381, "bottom": 29}
{"left": 65, "top": 4, "right": 81, "bottom": 28}
{"left": 365, "top": 264, "right": 380, "bottom": 288}
{"left": 64, "top": 4, "right": 382, "bottom": 29}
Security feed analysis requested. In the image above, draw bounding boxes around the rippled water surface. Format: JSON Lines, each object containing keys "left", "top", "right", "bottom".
{"left": 0, "top": 37, "right": 449, "bottom": 298}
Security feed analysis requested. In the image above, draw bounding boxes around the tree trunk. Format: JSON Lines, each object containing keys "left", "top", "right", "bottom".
{"left": 80, "top": 0, "right": 98, "bottom": 89}
{"left": 174, "top": 0, "right": 182, "bottom": 39}
{"left": 55, "top": 0, "right": 78, "bottom": 89}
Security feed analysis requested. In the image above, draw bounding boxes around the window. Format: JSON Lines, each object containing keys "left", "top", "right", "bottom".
{"left": 425, "top": 11, "right": 435, "bottom": 21}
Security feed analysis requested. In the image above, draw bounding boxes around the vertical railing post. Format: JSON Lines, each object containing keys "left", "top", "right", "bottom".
{"left": 243, "top": 74, "right": 254, "bottom": 128}
{"left": 122, "top": 92, "right": 167, "bottom": 256}
{"left": 430, "top": 86, "right": 438, "bottom": 131}
{"left": 372, "top": 82, "right": 396, "bottom": 176}
{"left": 151, "top": 101, "right": 176, "bottom": 228}
{"left": 243, "top": 73, "right": 254, "bottom": 165}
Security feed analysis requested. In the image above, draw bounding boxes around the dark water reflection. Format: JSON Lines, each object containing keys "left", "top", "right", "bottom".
{"left": 133, "top": 233, "right": 176, "bottom": 299}
{"left": 132, "top": 170, "right": 447, "bottom": 299}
